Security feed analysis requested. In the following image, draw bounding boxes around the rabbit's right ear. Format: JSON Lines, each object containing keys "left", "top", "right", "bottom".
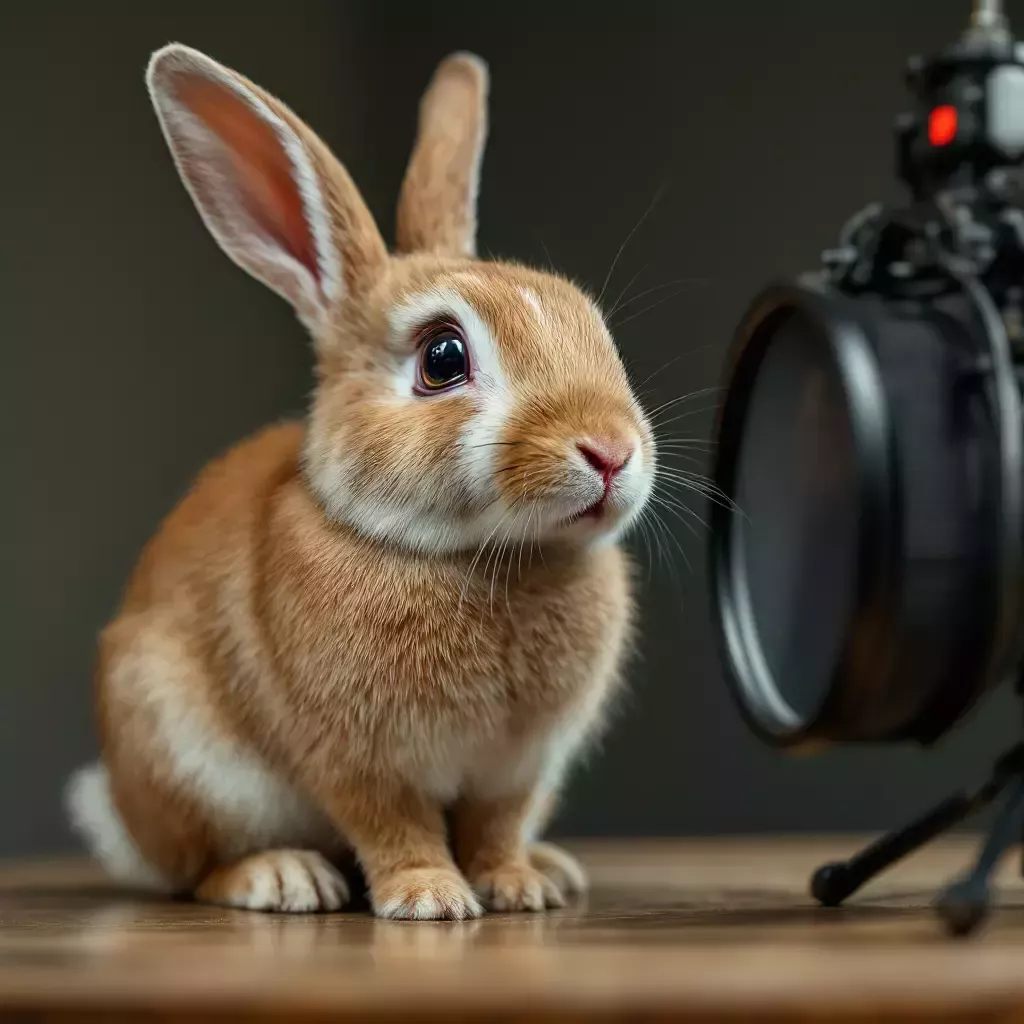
{"left": 396, "top": 53, "right": 489, "bottom": 258}
{"left": 146, "top": 44, "right": 386, "bottom": 333}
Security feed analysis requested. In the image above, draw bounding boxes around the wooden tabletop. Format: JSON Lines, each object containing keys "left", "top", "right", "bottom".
{"left": 1, "top": 838, "right": 1023, "bottom": 1022}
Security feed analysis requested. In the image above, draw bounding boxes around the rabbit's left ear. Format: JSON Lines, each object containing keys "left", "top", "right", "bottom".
{"left": 396, "top": 53, "right": 489, "bottom": 258}
{"left": 146, "top": 44, "right": 387, "bottom": 332}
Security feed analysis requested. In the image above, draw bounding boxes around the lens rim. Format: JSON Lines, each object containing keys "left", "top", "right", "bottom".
{"left": 934, "top": 264, "right": 1024, "bottom": 713}
{"left": 709, "top": 281, "right": 900, "bottom": 748}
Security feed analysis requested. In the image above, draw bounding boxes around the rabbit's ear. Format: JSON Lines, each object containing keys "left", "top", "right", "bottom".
{"left": 396, "top": 53, "right": 489, "bottom": 258}
{"left": 146, "top": 44, "right": 386, "bottom": 332}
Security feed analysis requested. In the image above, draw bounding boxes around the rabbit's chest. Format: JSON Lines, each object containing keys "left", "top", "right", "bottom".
{"left": 395, "top": 556, "right": 629, "bottom": 713}
{"left": 376, "top": 557, "right": 633, "bottom": 800}
{"left": 279, "top": 538, "right": 634, "bottom": 796}
{"left": 394, "top": 656, "right": 616, "bottom": 803}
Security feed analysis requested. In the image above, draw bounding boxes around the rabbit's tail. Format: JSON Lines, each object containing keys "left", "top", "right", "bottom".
{"left": 65, "top": 762, "right": 164, "bottom": 888}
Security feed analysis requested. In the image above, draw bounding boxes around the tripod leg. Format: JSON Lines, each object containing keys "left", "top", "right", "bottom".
{"left": 811, "top": 792, "right": 981, "bottom": 907}
{"left": 936, "top": 777, "right": 1024, "bottom": 937}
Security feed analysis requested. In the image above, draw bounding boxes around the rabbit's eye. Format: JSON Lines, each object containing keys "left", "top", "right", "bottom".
{"left": 417, "top": 325, "right": 470, "bottom": 392}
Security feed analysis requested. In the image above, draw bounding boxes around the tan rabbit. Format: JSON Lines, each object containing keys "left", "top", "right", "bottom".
{"left": 65, "top": 42, "right": 657, "bottom": 920}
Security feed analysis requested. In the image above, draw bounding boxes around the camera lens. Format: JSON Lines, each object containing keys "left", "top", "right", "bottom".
{"left": 711, "top": 283, "right": 1007, "bottom": 747}
{"left": 731, "top": 312, "right": 860, "bottom": 727}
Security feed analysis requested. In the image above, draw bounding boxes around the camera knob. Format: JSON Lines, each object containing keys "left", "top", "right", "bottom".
{"left": 895, "top": 111, "right": 917, "bottom": 135}
{"left": 906, "top": 54, "right": 926, "bottom": 86}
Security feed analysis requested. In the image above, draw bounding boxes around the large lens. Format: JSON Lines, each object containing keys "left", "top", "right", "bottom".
{"left": 730, "top": 311, "right": 860, "bottom": 729}
{"left": 713, "top": 282, "right": 1009, "bottom": 746}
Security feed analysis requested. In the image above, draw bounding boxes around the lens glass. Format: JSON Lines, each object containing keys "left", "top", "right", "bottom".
{"left": 731, "top": 311, "right": 860, "bottom": 726}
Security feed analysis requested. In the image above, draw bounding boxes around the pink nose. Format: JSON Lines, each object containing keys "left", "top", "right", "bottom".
{"left": 577, "top": 439, "right": 633, "bottom": 483}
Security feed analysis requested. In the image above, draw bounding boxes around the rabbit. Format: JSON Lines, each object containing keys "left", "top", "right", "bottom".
{"left": 65, "top": 41, "right": 657, "bottom": 921}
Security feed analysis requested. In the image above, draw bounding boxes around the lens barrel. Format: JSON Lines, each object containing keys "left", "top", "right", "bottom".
{"left": 710, "top": 281, "right": 1008, "bottom": 747}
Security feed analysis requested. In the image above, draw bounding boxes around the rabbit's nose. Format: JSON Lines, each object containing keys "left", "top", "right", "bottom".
{"left": 577, "top": 439, "right": 633, "bottom": 484}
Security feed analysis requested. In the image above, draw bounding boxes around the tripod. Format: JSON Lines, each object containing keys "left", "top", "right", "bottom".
{"left": 810, "top": 728, "right": 1024, "bottom": 937}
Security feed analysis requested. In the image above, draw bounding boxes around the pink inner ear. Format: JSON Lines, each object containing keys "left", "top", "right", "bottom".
{"left": 176, "top": 74, "right": 320, "bottom": 285}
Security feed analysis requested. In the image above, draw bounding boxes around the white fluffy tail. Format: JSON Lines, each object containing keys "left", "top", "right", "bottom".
{"left": 65, "top": 762, "right": 164, "bottom": 888}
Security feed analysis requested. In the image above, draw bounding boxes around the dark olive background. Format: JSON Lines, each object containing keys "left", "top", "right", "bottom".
{"left": 3, "top": 1, "right": 1021, "bottom": 856}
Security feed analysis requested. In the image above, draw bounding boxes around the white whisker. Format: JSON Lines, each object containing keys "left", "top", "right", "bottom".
{"left": 596, "top": 180, "right": 669, "bottom": 309}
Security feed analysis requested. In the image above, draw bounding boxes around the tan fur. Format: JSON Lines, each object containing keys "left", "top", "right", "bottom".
{"left": 397, "top": 54, "right": 487, "bottom": 257}
{"left": 70, "top": 43, "right": 656, "bottom": 921}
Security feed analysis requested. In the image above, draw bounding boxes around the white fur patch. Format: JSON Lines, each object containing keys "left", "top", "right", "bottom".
{"left": 146, "top": 45, "right": 342, "bottom": 333}
{"left": 518, "top": 286, "right": 546, "bottom": 325}
{"left": 67, "top": 628, "right": 339, "bottom": 884}
{"left": 386, "top": 285, "right": 495, "bottom": 368}
{"left": 137, "top": 653, "right": 338, "bottom": 860}
{"left": 520, "top": 719, "right": 597, "bottom": 844}
{"left": 469, "top": 718, "right": 602, "bottom": 845}
{"left": 159, "top": 717, "right": 337, "bottom": 860}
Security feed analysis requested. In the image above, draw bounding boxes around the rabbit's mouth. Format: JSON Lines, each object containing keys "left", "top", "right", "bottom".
{"left": 562, "top": 496, "right": 607, "bottom": 526}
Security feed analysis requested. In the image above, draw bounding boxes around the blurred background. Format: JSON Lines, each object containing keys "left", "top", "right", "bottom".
{"left": 4, "top": 0, "right": 1023, "bottom": 858}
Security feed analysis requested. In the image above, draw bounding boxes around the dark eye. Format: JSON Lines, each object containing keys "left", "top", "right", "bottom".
{"left": 417, "top": 326, "right": 469, "bottom": 392}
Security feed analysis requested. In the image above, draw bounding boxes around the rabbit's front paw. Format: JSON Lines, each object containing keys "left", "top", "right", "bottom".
{"left": 471, "top": 861, "right": 566, "bottom": 912}
{"left": 195, "top": 849, "right": 350, "bottom": 913}
{"left": 374, "top": 867, "right": 483, "bottom": 921}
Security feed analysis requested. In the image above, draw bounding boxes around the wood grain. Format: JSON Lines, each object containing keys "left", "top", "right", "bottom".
{"left": 0, "top": 837, "right": 1023, "bottom": 1022}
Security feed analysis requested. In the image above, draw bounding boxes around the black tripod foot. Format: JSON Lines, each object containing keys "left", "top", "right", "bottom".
{"left": 810, "top": 862, "right": 857, "bottom": 907}
{"left": 808, "top": 793, "right": 982, "bottom": 910}
{"left": 936, "top": 878, "right": 990, "bottom": 937}
{"left": 935, "top": 776, "right": 1024, "bottom": 937}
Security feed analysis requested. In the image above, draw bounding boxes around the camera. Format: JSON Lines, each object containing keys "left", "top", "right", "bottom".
{"left": 708, "top": 0, "right": 1024, "bottom": 934}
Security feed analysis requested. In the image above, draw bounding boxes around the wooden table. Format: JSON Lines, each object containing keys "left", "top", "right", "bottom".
{"left": 1, "top": 838, "right": 1023, "bottom": 1022}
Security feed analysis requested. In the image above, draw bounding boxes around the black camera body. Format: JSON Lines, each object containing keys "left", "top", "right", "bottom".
{"left": 712, "top": 14, "right": 1024, "bottom": 749}
{"left": 708, "top": 3, "right": 1024, "bottom": 935}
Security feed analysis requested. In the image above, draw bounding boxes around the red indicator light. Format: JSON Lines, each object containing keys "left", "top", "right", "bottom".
{"left": 928, "top": 105, "right": 958, "bottom": 147}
